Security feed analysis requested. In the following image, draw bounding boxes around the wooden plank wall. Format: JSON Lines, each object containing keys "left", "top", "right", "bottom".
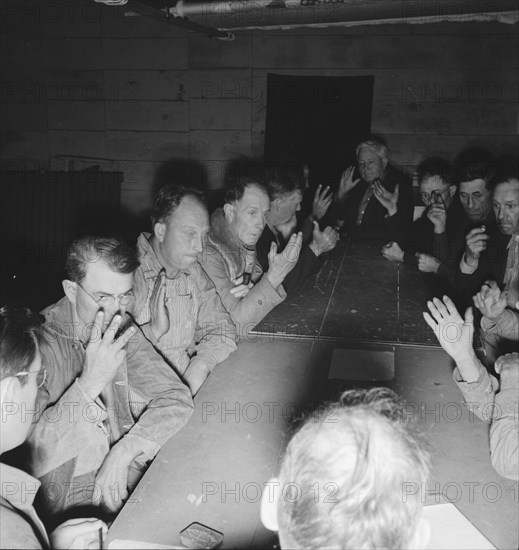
{"left": 1, "top": 1, "right": 517, "bottom": 219}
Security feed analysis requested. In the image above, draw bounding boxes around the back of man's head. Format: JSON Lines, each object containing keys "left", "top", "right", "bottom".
{"left": 0, "top": 305, "right": 42, "bottom": 383}
{"left": 265, "top": 388, "right": 430, "bottom": 550}
{"left": 66, "top": 236, "right": 139, "bottom": 283}
{"left": 264, "top": 163, "right": 305, "bottom": 201}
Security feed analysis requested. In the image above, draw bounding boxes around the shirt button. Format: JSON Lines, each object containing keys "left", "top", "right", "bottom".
{"left": 258, "top": 300, "right": 263, "bottom": 305}
{"left": 72, "top": 344, "right": 80, "bottom": 350}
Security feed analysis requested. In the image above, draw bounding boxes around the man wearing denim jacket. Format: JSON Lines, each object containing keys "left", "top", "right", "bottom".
{"left": 27, "top": 236, "right": 194, "bottom": 525}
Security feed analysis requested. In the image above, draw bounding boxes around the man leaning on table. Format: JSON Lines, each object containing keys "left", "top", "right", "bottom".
{"left": 132, "top": 184, "right": 237, "bottom": 395}
{"left": 0, "top": 305, "right": 108, "bottom": 549}
{"left": 424, "top": 296, "right": 518, "bottom": 480}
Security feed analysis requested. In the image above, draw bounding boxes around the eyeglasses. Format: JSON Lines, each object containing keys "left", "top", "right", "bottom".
{"left": 419, "top": 188, "right": 449, "bottom": 205}
{"left": 15, "top": 367, "right": 47, "bottom": 388}
{"left": 77, "top": 282, "right": 135, "bottom": 307}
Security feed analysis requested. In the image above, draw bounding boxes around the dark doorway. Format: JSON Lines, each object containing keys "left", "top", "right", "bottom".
{"left": 264, "top": 73, "right": 374, "bottom": 188}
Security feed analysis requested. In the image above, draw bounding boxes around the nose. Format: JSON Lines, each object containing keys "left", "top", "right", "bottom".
{"left": 495, "top": 205, "right": 504, "bottom": 220}
{"left": 467, "top": 195, "right": 474, "bottom": 209}
{"left": 193, "top": 235, "right": 203, "bottom": 254}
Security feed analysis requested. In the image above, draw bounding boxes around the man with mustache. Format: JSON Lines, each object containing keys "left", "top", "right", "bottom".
{"left": 27, "top": 236, "right": 193, "bottom": 523}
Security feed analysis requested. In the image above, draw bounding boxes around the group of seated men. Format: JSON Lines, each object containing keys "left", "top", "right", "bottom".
{"left": 1, "top": 137, "right": 517, "bottom": 549}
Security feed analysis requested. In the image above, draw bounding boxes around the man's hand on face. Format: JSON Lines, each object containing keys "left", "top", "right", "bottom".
{"left": 79, "top": 311, "right": 135, "bottom": 401}
{"left": 464, "top": 226, "right": 489, "bottom": 266}
{"left": 309, "top": 221, "right": 338, "bottom": 257}
{"left": 50, "top": 518, "right": 108, "bottom": 549}
{"left": 382, "top": 241, "right": 404, "bottom": 262}
{"left": 266, "top": 232, "right": 303, "bottom": 288}
{"left": 149, "top": 269, "right": 170, "bottom": 341}
{"left": 93, "top": 445, "right": 135, "bottom": 514}
{"left": 473, "top": 280, "right": 507, "bottom": 322}
{"left": 427, "top": 203, "right": 447, "bottom": 233}
{"left": 337, "top": 166, "right": 361, "bottom": 200}
{"left": 373, "top": 180, "right": 399, "bottom": 217}
{"left": 417, "top": 253, "right": 441, "bottom": 274}
{"left": 312, "top": 184, "right": 333, "bottom": 220}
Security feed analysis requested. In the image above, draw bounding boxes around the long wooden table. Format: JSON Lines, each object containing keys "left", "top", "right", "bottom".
{"left": 109, "top": 238, "right": 518, "bottom": 549}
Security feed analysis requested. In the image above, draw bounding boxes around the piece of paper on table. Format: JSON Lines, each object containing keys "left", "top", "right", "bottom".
{"left": 328, "top": 349, "right": 394, "bottom": 381}
{"left": 109, "top": 539, "right": 184, "bottom": 549}
{"left": 424, "top": 503, "right": 496, "bottom": 549}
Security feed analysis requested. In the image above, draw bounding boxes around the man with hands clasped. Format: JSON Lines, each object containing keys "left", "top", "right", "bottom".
{"left": 1, "top": 305, "right": 108, "bottom": 549}
{"left": 424, "top": 296, "right": 518, "bottom": 480}
{"left": 28, "top": 236, "right": 193, "bottom": 522}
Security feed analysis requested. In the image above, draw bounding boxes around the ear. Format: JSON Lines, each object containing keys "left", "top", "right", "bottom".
{"left": 261, "top": 477, "right": 281, "bottom": 532}
{"left": 409, "top": 515, "right": 431, "bottom": 550}
{"left": 62, "top": 279, "right": 77, "bottom": 304}
{"left": 154, "top": 221, "right": 166, "bottom": 242}
{"left": 223, "top": 203, "right": 235, "bottom": 224}
{"left": 449, "top": 185, "right": 457, "bottom": 198}
{"left": 381, "top": 157, "right": 389, "bottom": 170}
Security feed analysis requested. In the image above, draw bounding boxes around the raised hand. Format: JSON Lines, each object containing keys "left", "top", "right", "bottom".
{"left": 465, "top": 226, "right": 488, "bottom": 266}
{"left": 382, "top": 241, "right": 404, "bottom": 262}
{"left": 79, "top": 311, "right": 135, "bottom": 401}
{"left": 149, "top": 268, "right": 170, "bottom": 341}
{"left": 427, "top": 203, "right": 447, "bottom": 233}
{"left": 423, "top": 296, "right": 474, "bottom": 362}
{"left": 267, "top": 232, "right": 303, "bottom": 289}
{"left": 309, "top": 221, "right": 338, "bottom": 257}
{"left": 312, "top": 184, "right": 333, "bottom": 220}
{"left": 337, "top": 166, "right": 361, "bottom": 200}
{"left": 373, "top": 180, "right": 399, "bottom": 217}
{"left": 417, "top": 253, "right": 440, "bottom": 274}
{"left": 473, "top": 280, "right": 507, "bottom": 321}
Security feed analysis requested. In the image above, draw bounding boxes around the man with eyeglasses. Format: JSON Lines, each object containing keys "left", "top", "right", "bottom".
{"left": 26, "top": 236, "right": 194, "bottom": 524}
{"left": 1, "top": 305, "right": 109, "bottom": 549}
{"left": 382, "top": 158, "right": 463, "bottom": 296}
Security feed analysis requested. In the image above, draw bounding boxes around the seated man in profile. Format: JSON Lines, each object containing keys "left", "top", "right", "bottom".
{"left": 199, "top": 176, "right": 302, "bottom": 336}
{"left": 261, "top": 387, "right": 431, "bottom": 549}
{"left": 1, "top": 305, "right": 108, "bottom": 549}
{"left": 256, "top": 164, "right": 339, "bottom": 294}
{"left": 132, "top": 184, "right": 237, "bottom": 395}
{"left": 331, "top": 138, "right": 413, "bottom": 241}
{"left": 424, "top": 296, "right": 518, "bottom": 480}
{"left": 28, "top": 236, "right": 193, "bottom": 522}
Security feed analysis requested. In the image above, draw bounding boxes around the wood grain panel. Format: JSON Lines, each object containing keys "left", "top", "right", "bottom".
{"left": 106, "top": 100, "right": 188, "bottom": 131}
{"left": 102, "top": 38, "right": 188, "bottom": 70}
{"left": 189, "top": 99, "right": 251, "bottom": 130}
{"left": 106, "top": 130, "right": 189, "bottom": 161}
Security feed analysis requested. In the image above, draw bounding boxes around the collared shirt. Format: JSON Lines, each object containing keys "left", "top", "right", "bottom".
{"left": 133, "top": 233, "right": 237, "bottom": 373}
{"left": 0, "top": 463, "right": 49, "bottom": 549}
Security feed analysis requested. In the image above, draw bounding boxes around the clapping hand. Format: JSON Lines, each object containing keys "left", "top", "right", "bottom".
{"left": 473, "top": 280, "right": 507, "bottom": 322}
{"left": 230, "top": 274, "right": 253, "bottom": 299}
{"left": 337, "top": 166, "right": 361, "bottom": 200}
{"left": 312, "top": 185, "right": 333, "bottom": 220}
{"left": 465, "top": 226, "right": 488, "bottom": 266}
{"left": 373, "top": 180, "right": 399, "bottom": 217}
{"left": 309, "top": 221, "right": 339, "bottom": 257}
{"left": 417, "top": 253, "right": 440, "bottom": 273}
{"left": 382, "top": 241, "right": 404, "bottom": 262}
{"left": 267, "top": 232, "right": 303, "bottom": 288}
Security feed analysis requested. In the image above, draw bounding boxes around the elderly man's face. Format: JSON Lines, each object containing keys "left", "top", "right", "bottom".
{"left": 459, "top": 178, "right": 492, "bottom": 222}
{"left": 493, "top": 180, "right": 519, "bottom": 235}
{"left": 270, "top": 190, "right": 303, "bottom": 227}
{"left": 155, "top": 195, "right": 210, "bottom": 272}
{"left": 227, "top": 185, "right": 270, "bottom": 247}
{"left": 357, "top": 147, "right": 386, "bottom": 183}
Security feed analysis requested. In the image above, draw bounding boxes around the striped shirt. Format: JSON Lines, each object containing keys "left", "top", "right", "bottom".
{"left": 133, "top": 233, "right": 237, "bottom": 373}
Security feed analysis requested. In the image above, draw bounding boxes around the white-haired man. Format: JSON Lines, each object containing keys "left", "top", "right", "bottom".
{"left": 332, "top": 138, "right": 413, "bottom": 240}
{"left": 261, "top": 388, "right": 431, "bottom": 549}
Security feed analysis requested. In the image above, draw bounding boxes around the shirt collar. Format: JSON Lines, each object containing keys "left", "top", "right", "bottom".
{"left": 137, "top": 232, "right": 191, "bottom": 280}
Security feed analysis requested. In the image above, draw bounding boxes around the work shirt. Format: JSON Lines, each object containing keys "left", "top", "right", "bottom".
{"left": 0, "top": 463, "right": 49, "bottom": 549}
{"left": 133, "top": 233, "right": 237, "bottom": 373}
{"left": 27, "top": 297, "right": 193, "bottom": 518}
